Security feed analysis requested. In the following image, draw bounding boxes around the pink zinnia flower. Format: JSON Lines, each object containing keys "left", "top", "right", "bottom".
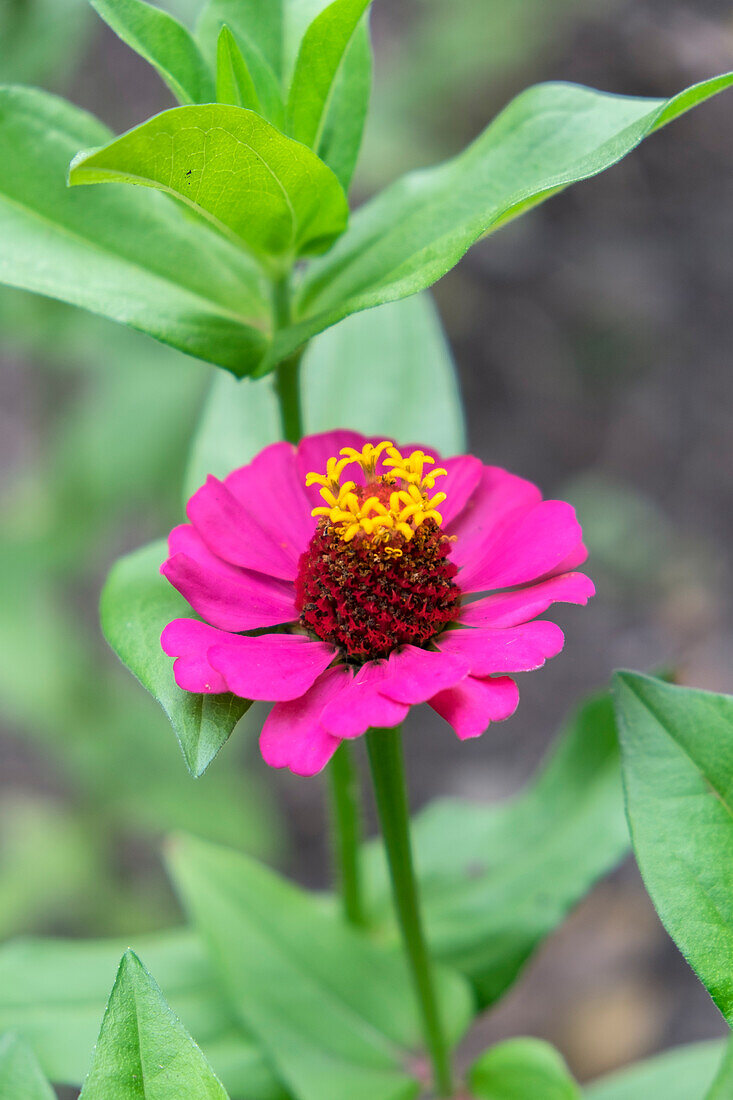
{"left": 160, "top": 431, "right": 593, "bottom": 776}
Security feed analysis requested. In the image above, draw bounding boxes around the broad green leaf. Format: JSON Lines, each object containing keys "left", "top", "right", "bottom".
{"left": 90, "top": 0, "right": 215, "bottom": 105}
{"left": 365, "top": 688, "right": 628, "bottom": 1006}
{"left": 0, "top": 87, "right": 270, "bottom": 374}
{"left": 100, "top": 539, "right": 251, "bottom": 777}
{"left": 0, "top": 931, "right": 285, "bottom": 1100}
{"left": 469, "top": 1038, "right": 579, "bottom": 1099}
{"left": 70, "top": 104, "right": 349, "bottom": 261}
{"left": 585, "top": 1040, "right": 725, "bottom": 1100}
{"left": 706, "top": 1037, "right": 733, "bottom": 1100}
{"left": 184, "top": 292, "right": 465, "bottom": 498}
{"left": 287, "top": 0, "right": 371, "bottom": 153}
{"left": 265, "top": 74, "right": 733, "bottom": 367}
{"left": 0, "top": 1033, "right": 55, "bottom": 1100}
{"left": 79, "top": 951, "right": 229, "bottom": 1099}
{"left": 302, "top": 292, "right": 465, "bottom": 453}
{"left": 217, "top": 25, "right": 260, "bottom": 110}
{"left": 168, "top": 835, "right": 474, "bottom": 1100}
{"left": 315, "top": 18, "right": 371, "bottom": 190}
{"left": 613, "top": 672, "right": 733, "bottom": 1024}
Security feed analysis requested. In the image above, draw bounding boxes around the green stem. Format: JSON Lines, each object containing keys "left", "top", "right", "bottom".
{"left": 327, "top": 743, "right": 366, "bottom": 926}
{"left": 271, "top": 272, "right": 304, "bottom": 445}
{"left": 366, "top": 727, "right": 453, "bottom": 1098}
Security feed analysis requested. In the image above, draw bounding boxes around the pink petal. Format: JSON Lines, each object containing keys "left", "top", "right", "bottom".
{"left": 458, "top": 500, "right": 583, "bottom": 593}
{"left": 447, "top": 466, "right": 542, "bottom": 570}
{"left": 297, "top": 430, "right": 368, "bottom": 508}
{"left": 208, "top": 634, "right": 337, "bottom": 701}
{"left": 430, "top": 675, "right": 519, "bottom": 740}
{"left": 225, "top": 442, "right": 314, "bottom": 560}
{"left": 168, "top": 523, "right": 243, "bottom": 580}
{"left": 161, "top": 618, "right": 232, "bottom": 694}
{"left": 320, "top": 661, "right": 410, "bottom": 739}
{"left": 437, "top": 621, "right": 565, "bottom": 675}
{"left": 378, "top": 645, "right": 469, "bottom": 704}
{"left": 161, "top": 552, "right": 298, "bottom": 632}
{"left": 187, "top": 476, "right": 297, "bottom": 581}
{"left": 459, "top": 573, "right": 595, "bottom": 629}
{"left": 260, "top": 666, "right": 353, "bottom": 776}
{"left": 437, "top": 455, "right": 484, "bottom": 526}
{"left": 546, "top": 541, "right": 589, "bottom": 577}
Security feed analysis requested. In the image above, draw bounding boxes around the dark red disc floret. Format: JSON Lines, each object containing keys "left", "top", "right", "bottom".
{"left": 295, "top": 520, "right": 461, "bottom": 661}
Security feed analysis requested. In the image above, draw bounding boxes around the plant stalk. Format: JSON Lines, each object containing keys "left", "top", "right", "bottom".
{"left": 272, "top": 272, "right": 304, "bottom": 444}
{"left": 366, "top": 726, "right": 453, "bottom": 1098}
{"left": 327, "top": 743, "right": 366, "bottom": 926}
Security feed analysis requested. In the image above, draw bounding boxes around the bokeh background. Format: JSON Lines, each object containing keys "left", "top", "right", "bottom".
{"left": 1, "top": 0, "right": 732, "bottom": 1091}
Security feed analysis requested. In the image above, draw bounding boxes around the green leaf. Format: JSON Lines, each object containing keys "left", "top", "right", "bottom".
{"left": 168, "top": 834, "right": 474, "bottom": 1100}
{"left": 100, "top": 539, "right": 251, "bottom": 777}
{"left": 286, "top": 0, "right": 371, "bottom": 153}
{"left": 0, "top": 931, "right": 286, "bottom": 1100}
{"left": 706, "top": 1037, "right": 733, "bottom": 1100}
{"left": 0, "top": 87, "right": 270, "bottom": 374}
{"left": 0, "top": 1033, "right": 55, "bottom": 1100}
{"left": 365, "top": 687, "right": 629, "bottom": 1006}
{"left": 266, "top": 74, "right": 733, "bottom": 366}
{"left": 585, "top": 1040, "right": 725, "bottom": 1100}
{"left": 196, "top": 0, "right": 284, "bottom": 125}
{"left": 196, "top": 0, "right": 332, "bottom": 93}
{"left": 469, "top": 1038, "right": 579, "bottom": 1099}
{"left": 79, "top": 951, "right": 230, "bottom": 1099}
{"left": 90, "top": 0, "right": 215, "bottom": 105}
{"left": 216, "top": 25, "right": 260, "bottom": 110}
{"left": 184, "top": 292, "right": 465, "bottom": 498}
{"left": 69, "top": 104, "right": 349, "bottom": 261}
{"left": 613, "top": 672, "right": 733, "bottom": 1024}
{"left": 315, "top": 18, "right": 371, "bottom": 191}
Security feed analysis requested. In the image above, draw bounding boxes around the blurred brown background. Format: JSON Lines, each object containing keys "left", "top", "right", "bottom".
{"left": 1, "top": 0, "right": 732, "bottom": 1090}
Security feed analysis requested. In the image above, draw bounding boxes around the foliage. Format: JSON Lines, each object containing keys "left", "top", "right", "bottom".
{"left": 1, "top": 0, "right": 732, "bottom": 1096}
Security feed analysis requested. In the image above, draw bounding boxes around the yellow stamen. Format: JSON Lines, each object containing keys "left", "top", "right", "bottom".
{"left": 305, "top": 440, "right": 449, "bottom": 545}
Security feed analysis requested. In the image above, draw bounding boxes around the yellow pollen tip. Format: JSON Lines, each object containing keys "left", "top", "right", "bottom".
{"left": 306, "top": 440, "right": 448, "bottom": 545}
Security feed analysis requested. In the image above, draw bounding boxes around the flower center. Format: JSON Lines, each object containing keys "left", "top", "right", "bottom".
{"left": 295, "top": 442, "right": 461, "bottom": 661}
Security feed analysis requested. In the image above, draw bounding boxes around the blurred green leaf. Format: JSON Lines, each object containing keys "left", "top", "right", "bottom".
{"left": 100, "top": 540, "right": 251, "bottom": 777}
{"left": 0, "top": 799, "right": 102, "bottom": 939}
{"left": 286, "top": 0, "right": 370, "bottom": 153}
{"left": 79, "top": 951, "right": 230, "bottom": 1099}
{"left": 185, "top": 292, "right": 465, "bottom": 497}
{"left": 469, "top": 1038, "right": 579, "bottom": 1099}
{"left": 90, "top": 0, "right": 214, "bottom": 105}
{"left": 0, "top": 87, "right": 270, "bottom": 373}
{"left": 0, "top": 931, "right": 286, "bottom": 1099}
{"left": 70, "top": 104, "right": 349, "bottom": 261}
{"left": 585, "top": 1040, "right": 725, "bottom": 1100}
{"left": 613, "top": 672, "right": 733, "bottom": 1024}
{"left": 302, "top": 292, "right": 465, "bottom": 453}
{"left": 0, "top": 1033, "right": 54, "bottom": 1100}
{"left": 168, "top": 834, "right": 474, "bottom": 1100}
{"left": 706, "top": 1037, "right": 733, "bottom": 1100}
{"left": 216, "top": 25, "right": 260, "bottom": 110}
{"left": 315, "top": 19, "right": 371, "bottom": 191}
{"left": 265, "top": 74, "right": 733, "bottom": 368}
{"left": 0, "top": 0, "right": 91, "bottom": 85}
{"left": 365, "top": 688, "right": 628, "bottom": 1006}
